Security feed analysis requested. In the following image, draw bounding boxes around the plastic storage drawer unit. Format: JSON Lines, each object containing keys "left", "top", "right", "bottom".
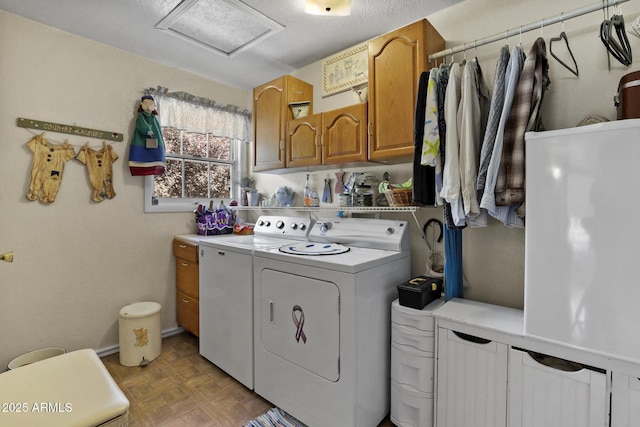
{"left": 390, "top": 298, "right": 445, "bottom": 427}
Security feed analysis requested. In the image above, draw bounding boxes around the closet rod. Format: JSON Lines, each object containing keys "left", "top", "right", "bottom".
{"left": 428, "top": 0, "right": 630, "bottom": 61}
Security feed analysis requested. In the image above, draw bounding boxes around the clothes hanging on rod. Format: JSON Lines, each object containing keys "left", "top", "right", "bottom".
{"left": 428, "top": 0, "right": 631, "bottom": 62}
{"left": 495, "top": 38, "right": 551, "bottom": 220}
{"left": 479, "top": 45, "right": 526, "bottom": 227}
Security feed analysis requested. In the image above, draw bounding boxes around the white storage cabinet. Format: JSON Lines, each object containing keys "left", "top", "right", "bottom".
{"left": 435, "top": 328, "right": 508, "bottom": 427}
{"left": 390, "top": 298, "right": 444, "bottom": 427}
{"left": 434, "top": 299, "right": 608, "bottom": 427}
{"left": 611, "top": 372, "right": 640, "bottom": 426}
{"left": 508, "top": 347, "right": 606, "bottom": 427}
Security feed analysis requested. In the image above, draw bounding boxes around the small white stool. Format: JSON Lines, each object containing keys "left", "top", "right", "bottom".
{"left": 118, "top": 301, "right": 162, "bottom": 367}
{"left": 0, "top": 349, "right": 129, "bottom": 427}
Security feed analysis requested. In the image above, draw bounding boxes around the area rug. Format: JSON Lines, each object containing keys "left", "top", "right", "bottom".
{"left": 244, "top": 408, "right": 307, "bottom": 427}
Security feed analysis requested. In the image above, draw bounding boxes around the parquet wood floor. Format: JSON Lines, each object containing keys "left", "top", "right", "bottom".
{"left": 101, "top": 332, "right": 394, "bottom": 427}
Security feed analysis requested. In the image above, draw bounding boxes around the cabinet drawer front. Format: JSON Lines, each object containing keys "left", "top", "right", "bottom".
{"left": 392, "top": 323, "right": 434, "bottom": 352}
{"left": 391, "top": 341, "right": 434, "bottom": 393}
{"left": 390, "top": 379, "right": 434, "bottom": 427}
{"left": 173, "top": 239, "right": 198, "bottom": 263}
{"left": 177, "top": 290, "right": 199, "bottom": 336}
{"left": 176, "top": 259, "right": 199, "bottom": 298}
{"left": 391, "top": 299, "right": 443, "bottom": 332}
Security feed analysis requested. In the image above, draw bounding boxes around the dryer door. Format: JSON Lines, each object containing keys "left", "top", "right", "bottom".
{"left": 260, "top": 268, "right": 340, "bottom": 382}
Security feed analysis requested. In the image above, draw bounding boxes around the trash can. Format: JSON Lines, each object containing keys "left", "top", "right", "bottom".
{"left": 7, "top": 347, "right": 65, "bottom": 371}
{"left": 118, "top": 301, "right": 161, "bottom": 367}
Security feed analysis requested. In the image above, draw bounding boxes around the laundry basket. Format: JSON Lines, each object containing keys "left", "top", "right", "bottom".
{"left": 118, "top": 301, "right": 161, "bottom": 367}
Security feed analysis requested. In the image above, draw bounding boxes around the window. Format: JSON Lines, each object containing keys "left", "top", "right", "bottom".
{"left": 143, "top": 87, "right": 251, "bottom": 213}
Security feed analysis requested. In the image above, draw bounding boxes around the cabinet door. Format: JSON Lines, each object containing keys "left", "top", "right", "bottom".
{"left": 254, "top": 76, "right": 286, "bottom": 171}
{"left": 367, "top": 19, "right": 443, "bottom": 161}
{"left": 508, "top": 348, "right": 606, "bottom": 427}
{"left": 611, "top": 372, "right": 640, "bottom": 427}
{"left": 253, "top": 75, "right": 313, "bottom": 172}
{"left": 177, "top": 290, "right": 199, "bottom": 336}
{"left": 436, "top": 328, "right": 508, "bottom": 427}
{"left": 323, "top": 103, "right": 367, "bottom": 164}
{"left": 287, "top": 113, "right": 322, "bottom": 168}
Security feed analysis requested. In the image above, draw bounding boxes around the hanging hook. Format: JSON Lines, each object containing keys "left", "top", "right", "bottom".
{"left": 519, "top": 25, "right": 523, "bottom": 46}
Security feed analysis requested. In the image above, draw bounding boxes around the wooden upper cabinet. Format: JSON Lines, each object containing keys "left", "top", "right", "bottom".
{"left": 323, "top": 102, "right": 367, "bottom": 165}
{"left": 287, "top": 113, "right": 322, "bottom": 168}
{"left": 367, "top": 19, "right": 444, "bottom": 161}
{"left": 253, "top": 75, "right": 313, "bottom": 171}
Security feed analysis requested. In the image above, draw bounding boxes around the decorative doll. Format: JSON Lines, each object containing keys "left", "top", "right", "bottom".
{"left": 128, "top": 95, "right": 165, "bottom": 176}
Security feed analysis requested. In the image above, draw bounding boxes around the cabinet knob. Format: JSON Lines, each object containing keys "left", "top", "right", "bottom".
{"left": 182, "top": 262, "right": 189, "bottom": 267}
{"left": 179, "top": 244, "right": 187, "bottom": 248}
{"left": 182, "top": 299, "right": 190, "bottom": 303}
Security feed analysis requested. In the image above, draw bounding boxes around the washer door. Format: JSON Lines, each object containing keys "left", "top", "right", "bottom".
{"left": 260, "top": 269, "right": 340, "bottom": 382}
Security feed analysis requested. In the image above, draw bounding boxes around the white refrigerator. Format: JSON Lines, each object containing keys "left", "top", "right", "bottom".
{"left": 524, "top": 119, "right": 640, "bottom": 364}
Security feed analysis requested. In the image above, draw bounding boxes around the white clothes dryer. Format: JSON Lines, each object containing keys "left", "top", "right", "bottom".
{"left": 253, "top": 217, "right": 411, "bottom": 426}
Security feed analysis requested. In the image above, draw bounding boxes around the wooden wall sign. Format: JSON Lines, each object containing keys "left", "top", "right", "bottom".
{"left": 17, "top": 118, "right": 123, "bottom": 142}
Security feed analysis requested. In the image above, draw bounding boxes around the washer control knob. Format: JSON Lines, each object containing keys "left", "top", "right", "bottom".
{"left": 257, "top": 220, "right": 264, "bottom": 226}
{"left": 264, "top": 221, "right": 271, "bottom": 227}
{"left": 276, "top": 220, "right": 285, "bottom": 229}
{"left": 320, "top": 222, "right": 332, "bottom": 233}
{"left": 290, "top": 223, "right": 298, "bottom": 230}
{"left": 299, "top": 223, "right": 306, "bottom": 231}
{"left": 386, "top": 227, "right": 395, "bottom": 235}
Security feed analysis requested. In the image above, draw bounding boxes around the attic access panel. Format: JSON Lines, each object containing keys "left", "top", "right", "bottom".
{"left": 156, "top": 0, "right": 284, "bottom": 58}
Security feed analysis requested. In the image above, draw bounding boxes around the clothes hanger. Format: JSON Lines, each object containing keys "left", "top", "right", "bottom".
{"left": 601, "top": 17, "right": 632, "bottom": 65}
{"left": 550, "top": 32, "right": 579, "bottom": 76}
{"left": 600, "top": 1, "right": 632, "bottom": 66}
{"left": 612, "top": 14, "right": 632, "bottom": 63}
{"left": 549, "top": 16, "right": 579, "bottom": 76}
{"left": 630, "top": 14, "right": 640, "bottom": 38}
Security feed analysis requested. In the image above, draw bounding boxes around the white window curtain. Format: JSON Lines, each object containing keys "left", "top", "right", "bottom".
{"left": 144, "top": 86, "right": 252, "bottom": 141}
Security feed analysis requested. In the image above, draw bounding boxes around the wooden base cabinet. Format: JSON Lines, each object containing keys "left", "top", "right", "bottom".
{"left": 253, "top": 75, "right": 313, "bottom": 171}
{"left": 367, "top": 19, "right": 444, "bottom": 161}
{"left": 173, "top": 238, "right": 199, "bottom": 337}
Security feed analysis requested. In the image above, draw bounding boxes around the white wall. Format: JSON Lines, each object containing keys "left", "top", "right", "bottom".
{"left": 0, "top": 10, "right": 251, "bottom": 369}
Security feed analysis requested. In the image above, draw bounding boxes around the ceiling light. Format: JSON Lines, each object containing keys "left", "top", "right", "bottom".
{"left": 305, "top": 0, "right": 352, "bottom": 16}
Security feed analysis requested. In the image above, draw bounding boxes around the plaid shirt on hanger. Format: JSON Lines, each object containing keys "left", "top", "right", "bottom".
{"left": 495, "top": 37, "right": 550, "bottom": 217}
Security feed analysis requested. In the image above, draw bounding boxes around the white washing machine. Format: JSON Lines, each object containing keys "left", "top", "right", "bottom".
{"left": 253, "top": 217, "right": 411, "bottom": 427}
{"left": 198, "top": 216, "right": 313, "bottom": 389}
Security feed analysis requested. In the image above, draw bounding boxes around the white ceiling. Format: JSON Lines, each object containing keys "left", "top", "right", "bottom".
{"left": 0, "top": 0, "right": 461, "bottom": 90}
